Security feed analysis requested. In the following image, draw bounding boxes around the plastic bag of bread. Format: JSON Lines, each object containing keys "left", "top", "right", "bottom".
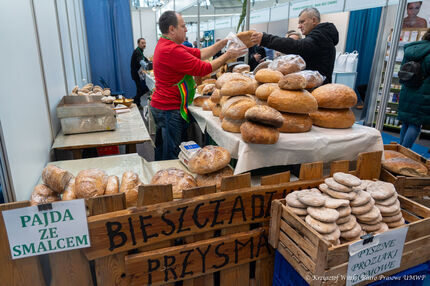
{"left": 253, "top": 61, "right": 272, "bottom": 75}
{"left": 296, "top": 70, "right": 325, "bottom": 89}
{"left": 236, "top": 31, "right": 254, "bottom": 48}
{"left": 196, "top": 166, "right": 234, "bottom": 189}
{"left": 31, "top": 184, "right": 60, "bottom": 205}
{"left": 120, "top": 171, "right": 142, "bottom": 207}
{"left": 202, "top": 84, "right": 215, "bottom": 95}
{"left": 75, "top": 169, "right": 108, "bottom": 199}
{"left": 188, "top": 145, "right": 231, "bottom": 174}
{"left": 42, "top": 165, "right": 74, "bottom": 194}
{"left": 269, "top": 55, "right": 306, "bottom": 75}
{"left": 226, "top": 32, "right": 248, "bottom": 57}
{"left": 232, "top": 64, "right": 250, "bottom": 73}
{"left": 62, "top": 178, "right": 76, "bottom": 201}
{"left": 105, "top": 175, "right": 120, "bottom": 195}
{"left": 150, "top": 168, "right": 197, "bottom": 199}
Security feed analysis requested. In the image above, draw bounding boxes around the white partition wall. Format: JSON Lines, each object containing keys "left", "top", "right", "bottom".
{"left": 131, "top": 8, "right": 157, "bottom": 57}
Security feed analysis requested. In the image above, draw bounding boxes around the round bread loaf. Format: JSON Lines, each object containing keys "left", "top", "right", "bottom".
{"left": 384, "top": 150, "right": 408, "bottom": 160}
{"left": 245, "top": 105, "right": 284, "bottom": 128}
{"left": 268, "top": 89, "right": 317, "bottom": 114}
{"left": 255, "top": 68, "right": 283, "bottom": 83}
{"left": 188, "top": 146, "right": 231, "bottom": 174}
{"left": 215, "top": 73, "right": 251, "bottom": 89}
{"left": 202, "top": 84, "right": 215, "bottom": 95}
{"left": 222, "top": 118, "right": 244, "bottom": 133}
{"left": 232, "top": 64, "right": 250, "bottom": 73}
{"left": 202, "top": 98, "right": 216, "bottom": 111}
{"left": 151, "top": 168, "right": 197, "bottom": 199}
{"left": 255, "top": 83, "right": 279, "bottom": 101}
{"left": 197, "top": 84, "right": 206, "bottom": 94}
{"left": 193, "top": 96, "right": 210, "bottom": 107}
{"left": 382, "top": 157, "right": 428, "bottom": 177}
{"left": 203, "top": 78, "right": 216, "bottom": 85}
{"left": 212, "top": 103, "right": 222, "bottom": 117}
{"left": 62, "top": 178, "right": 76, "bottom": 201}
{"left": 210, "top": 89, "right": 221, "bottom": 103}
{"left": 278, "top": 73, "right": 307, "bottom": 90}
{"left": 222, "top": 96, "right": 256, "bottom": 120}
{"left": 311, "top": 84, "right": 357, "bottom": 109}
{"left": 310, "top": 108, "right": 355, "bottom": 129}
{"left": 240, "top": 121, "right": 279, "bottom": 144}
{"left": 221, "top": 79, "right": 256, "bottom": 96}
{"left": 75, "top": 169, "right": 108, "bottom": 199}
{"left": 105, "top": 175, "right": 119, "bottom": 195}
{"left": 279, "top": 113, "right": 312, "bottom": 133}
{"left": 120, "top": 171, "right": 142, "bottom": 208}
{"left": 31, "top": 184, "right": 61, "bottom": 205}
{"left": 42, "top": 165, "right": 74, "bottom": 194}
{"left": 196, "top": 166, "right": 234, "bottom": 189}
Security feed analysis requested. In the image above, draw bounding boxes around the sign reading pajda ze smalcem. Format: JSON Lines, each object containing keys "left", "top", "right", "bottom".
{"left": 2, "top": 199, "right": 90, "bottom": 259}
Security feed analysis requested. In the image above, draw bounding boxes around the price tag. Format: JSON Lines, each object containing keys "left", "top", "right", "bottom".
{"left": 346, "top": 226, "right": 408, "bottom": 285}
{"left": 2, "top": 199, "right": 90, "bottom": 259}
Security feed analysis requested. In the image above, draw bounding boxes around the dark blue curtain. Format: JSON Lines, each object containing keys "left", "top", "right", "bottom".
{"left": 345, "top": 7, "right": 382, "bottom": 89}
{"left": 83, "top": 0, "right": 135, "bottom": 98}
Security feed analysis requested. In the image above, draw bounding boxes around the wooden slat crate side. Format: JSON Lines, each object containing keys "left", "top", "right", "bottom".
{"left": 277, "top": 244, "right": 315, "bottom": 285}
{"left": 355, "top": 151, "right": 382, "bottom": 180}
{"left": 278, "top": 231, "right": 317, "bottom": 274}
{"left": 261, "top": 171, "right": 290, "bottom": 186}
{"left": 330, "top": 160, "right": 350, "bottom": 176}
{"left": 282, "top": 206, "right": 321, "bottom": 246}
{"left": 402, "top": 187, "right": 430, "bottom": 197}
{"left": 124, "top": 227, "right": 272, "bottom": 286}
{"left": 268, "top": 200, "right": 283, "bottom": 249}
{"left": 48, "top": 250, "right": 93, "bottom": 286}
{"left": 280, "top": 217, "right": 318, "bottom": 259}
{"left": 299, "top": 161, "right": 324, "bottom": 180}
{"left": 0, "top": 201, "right": 46, "bottom": 286}
{"left": 399, "top": 195, "right": 430, "bottom": 218}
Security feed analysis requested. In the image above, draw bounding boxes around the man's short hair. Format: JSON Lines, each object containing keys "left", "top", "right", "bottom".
{"left": 159, "top": 11, "right": 178, "bottom": 34}
{"left": 299, "top": 7, "right": 321, "bottom": 22}
{"left": 137, "top": 38, "right": 145, "bottom": 44}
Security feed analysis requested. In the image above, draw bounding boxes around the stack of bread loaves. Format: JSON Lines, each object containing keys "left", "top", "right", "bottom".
{"left": 241, "top": 105, "right": 283, "bottom": 144}
{"left": 188, "top": 145, "right": 233, "bottom": 189}
{"left": 267, "top": 71, "right": 318, "bottom": 133}
{"left": 150, "top": 168, "right": 197, "bottom": 199}
{"left": 310, "top": 84, "right": 357, "bottom": 129}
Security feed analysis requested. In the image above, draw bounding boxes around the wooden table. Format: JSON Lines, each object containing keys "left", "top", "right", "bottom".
{"left": 52, "top": 105, "right": 152, "bottom": 159}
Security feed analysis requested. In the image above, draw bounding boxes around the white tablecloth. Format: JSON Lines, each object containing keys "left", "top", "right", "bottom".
{"left": 189, "top": 106, "right": 384, "bottom": 174}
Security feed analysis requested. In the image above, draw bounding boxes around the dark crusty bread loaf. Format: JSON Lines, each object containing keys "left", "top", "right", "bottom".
{"left": 245, "top": 105, "right": 284, "bottom": 128}
{"left": 279, "top": 112, "right": 312, "bottom": 133}
{"left": 240, "top": 121, "right": 279, "bottom": 144}
{"left": 278, "top": 73, "right": 307, "bottom": 90}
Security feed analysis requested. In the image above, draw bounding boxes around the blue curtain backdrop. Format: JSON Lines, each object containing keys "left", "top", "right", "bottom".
{"left": 83, "top": 0, "right": 135, "bottom": 98}
{"left": 345, "top": 7, "right": 382, "bottom": 89}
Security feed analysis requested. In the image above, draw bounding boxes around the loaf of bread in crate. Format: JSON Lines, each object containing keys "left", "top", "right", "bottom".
{"left": 151, "top": 168, "right": 197, "bottom": 198}
{"left": 188, "top": 145, "right": 231, "bottom": 174}
{"left": 42, "top": 165, "right": 74, "bottom": 194}
{"left": 311, "top": 84, "right": 357, "bottom": 109}
{"left": 310, "top": 108, "right": 355, "bottom": 129}
{"left": 62, "top": 178, "right": 76, "bottom": 201}
{"left": 268, "top": 89, "right": 318, "bottom": 114}
{"left": 120, "top": 171, "right": 142, "bottom": 207}
{"left": 31, "top": 184, "right": 61, "bottom": 205}
{"left": 196, "top": 166, "right": 234, "bottom": 189}
{"left": 105, "top": 175, "right": 120, "bottom": 195}
{"left": 382, "top": 153, "right": 428, "bottom": 177}
{"left": 75, "top": 169, "right": 108, "bottom": 199}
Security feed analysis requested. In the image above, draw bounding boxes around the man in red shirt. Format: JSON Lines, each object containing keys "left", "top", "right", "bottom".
{"left": 151, "top": 11, "right": 244, "bottom": 160}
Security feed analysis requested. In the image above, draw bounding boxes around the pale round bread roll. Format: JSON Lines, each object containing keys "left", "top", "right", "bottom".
{"left": 255, "top": 68, "right": 283, "bottom": 83}
{"left": 240, "top": 121, "right": 279, "bottom": 144}
{"left": 210, "top": 89, "right": 221, "bottom": 104}
{"left": 212, "top": 103, "right": 222, "bottom": 117}
{"left": 188, "top": 146, "right": 231, "bottom": 174}
{"left": 268, "top": 89, "right": 318, "bottom": 114}
{"left": 120, "top": 171, "right": 142, "bottom": 208}
{"left": 278, "top": 73, "right": 307, "bottom": 90}
{"left": 311, "top": 84, "right": 357, "bottom": 109}
{"left": 151, "top": 168, "right": 197, "bottom": 199}
{"left": 279, "top": 113, "right": 312, "bottom": 133}
{"left": 255, "top": 83, "right": 279, "bottom": 101}
{"left": 105, "top": 175, "right": 119, "bottom": 195}
{"left": 196, "top": 167, "right": 234, "bottom": 189}
{"left": 202, "top": 84, "right": 215, "bottom": 95}
{"left": 75, "top": 169, "right": 108, "bottom": 199}
{"left": 197, "top": 84, "right": 206, "bottom": 94}
{"left": 42, "top": 165, "right": 74, "bottom": 194}
{"left": 222, "top": 118, "right": 244, "bottom": 133}
{"left": 310, "top": 108, "right": 355, "bottom": 129}
{"left": 245, "top": 105, "right": 284, "bottom": 128}
{"left": 232, "top": 64, "right": 250, "bottom": 73}
{"left": 221, "top": 79, "right": 255, "bottom": 97}
{"left": 194, "top": 96, "right": 209, "bottom": 107}
{"left": 222, "top": 96, "right": 256, "bottom": 120}
{"left": 31, "top": 184, "right": 61, "bottom": 205}
{"left": 202, "top": 98, "right": 216, "bottom": 111}
{"left": 62, "top": 178, "right": 76, "bottom": 201}
{"left": 215, "top": 73, "right": 251, "bottom": 89}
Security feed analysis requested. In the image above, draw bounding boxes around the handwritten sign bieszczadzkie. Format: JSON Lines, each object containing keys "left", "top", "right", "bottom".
{"left": 346, "top": 226, "right": 408, "bottom": 285}
{"left": 2, "top": 199, "right": 90, "bottom": 259}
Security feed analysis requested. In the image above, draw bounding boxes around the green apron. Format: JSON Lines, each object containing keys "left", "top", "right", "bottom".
{"left": 161, "top": 36, "right": 196, "bottom": 122}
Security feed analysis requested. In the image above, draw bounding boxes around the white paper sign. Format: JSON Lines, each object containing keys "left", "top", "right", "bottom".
{"left": 2, "top": 199, "right": 90, "bottom": 259}
{"left": 346, "top": 227, "right": 408, "bottom": 286}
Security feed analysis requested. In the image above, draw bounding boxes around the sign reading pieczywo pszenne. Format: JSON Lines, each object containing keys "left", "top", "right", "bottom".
{"left": 346, "top": 226, "right": 408, "bottom": 286}
{"left": 2, "top": 199, "right": 90, "bottom": 259}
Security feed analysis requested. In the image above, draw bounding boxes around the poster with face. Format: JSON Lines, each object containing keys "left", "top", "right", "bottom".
{"left": 403, "top": 1, "right": 429, "bottom": 28}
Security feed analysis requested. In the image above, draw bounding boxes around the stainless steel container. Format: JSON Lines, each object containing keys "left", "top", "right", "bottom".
{"left": 57, "top": 96, "right": 116, "bottom": 135}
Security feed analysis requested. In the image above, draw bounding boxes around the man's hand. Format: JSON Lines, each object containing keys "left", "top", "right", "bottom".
{"left": 226, "top": 47, "right": 247, "bottom": 59}
{"left": 251, "top": 32, "right": 263, "bottom": 46}
{"left": 253, "top": 53, "right": 262, "bottom": 62}
{"left": 219, "top": 38, "right": 228, "bottom": 47}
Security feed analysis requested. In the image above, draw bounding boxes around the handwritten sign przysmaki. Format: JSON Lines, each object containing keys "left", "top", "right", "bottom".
{"left": 84, "top": 181, "right": 318, "bottom": 260}
{"left": 2, "top": 199, "right": 90, "bottom": 259}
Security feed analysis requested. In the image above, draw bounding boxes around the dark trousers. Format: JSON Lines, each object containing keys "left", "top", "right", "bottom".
{"left": 132, "top": 77, "right": 149, "bottom": 106}
{"left": 150, "top": 106, "right": 189, "bottom": 161}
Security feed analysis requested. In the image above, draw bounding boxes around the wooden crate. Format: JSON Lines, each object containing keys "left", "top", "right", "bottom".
{"left": 380, "top": 143, "right": 430, "bottom": 204}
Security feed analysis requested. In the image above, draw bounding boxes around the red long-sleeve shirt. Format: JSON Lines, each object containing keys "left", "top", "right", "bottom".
{"left": 151, "top": 38, "right": 212, "bottom": 110}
